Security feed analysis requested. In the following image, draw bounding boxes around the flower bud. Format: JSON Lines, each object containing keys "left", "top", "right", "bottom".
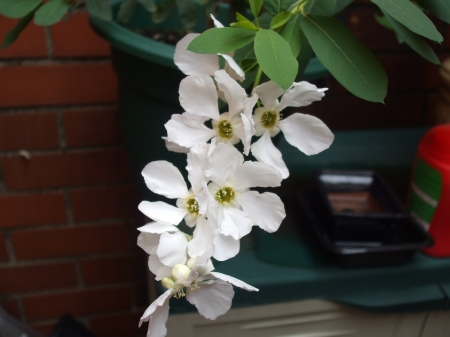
{"left": 171, "top": 264, "right": 191, "bottom": 282}
{"left": 186, "top": 257, "right": 197, "bottom": 269}
{"left": 161, "top": 277, "right": 175, "bottom": 289}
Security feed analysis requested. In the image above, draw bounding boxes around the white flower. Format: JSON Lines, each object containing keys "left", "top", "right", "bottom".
{"left": 165, "top": 70, "right": 258, "bottom": 155}
{"left": 139, "top": 249, "right": 258, "bottom": 337}
{"left": 251, "top": 81, "right": 335, "bottom": 179}
{"left": 206, "top": 143, "right": 285, "bottom": 240}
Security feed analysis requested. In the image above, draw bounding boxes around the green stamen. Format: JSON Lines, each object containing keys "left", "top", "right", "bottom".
{"left": 217, "top": 120, "right": 233, "bottom": 139}
{"left": 215, "top": 187, "right": 236, "bottom": 204}
{"left": 261, "top": 111, "right": 278, "bottom": 129}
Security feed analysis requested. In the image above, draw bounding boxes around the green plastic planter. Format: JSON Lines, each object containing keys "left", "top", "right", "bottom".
{"left": 89, "top": 1, "right": 329, "bottom": 199}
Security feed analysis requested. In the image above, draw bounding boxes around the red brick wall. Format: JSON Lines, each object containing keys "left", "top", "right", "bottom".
{"left": 0, "top": 10, "right": 147, "bottom": 337}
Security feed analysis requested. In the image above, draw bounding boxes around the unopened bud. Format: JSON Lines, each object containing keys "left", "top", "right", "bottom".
{"left": 186, "top": 257, "right": 197, "bottom": 269}
{"left": 171, "top": 264, "right": 191, "bottom": 282}
{"left": 161, "top": 277, "right": 175, "bottom": 289}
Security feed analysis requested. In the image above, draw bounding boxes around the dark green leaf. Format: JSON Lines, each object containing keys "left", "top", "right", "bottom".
{"left": 263, "top": 0, "right": 292, "bottom": 16}
{"left": 304, "top": 0, "right": 336, "bottom": 15}
{"left": 254, "top": 29, "right": 298, "bottom": 89}
{"left": 233, "top": 41, "right": 256, "bottom": 64}
{"left": 375, "top": 14, "right": 405, "bottom": 43}
{"left": 1, "top": 4, "right": 38, "bottom": 49}
{"left": 0, "top": 0, "right": 41, "bottom": 18}
{"left": 34, "top": 0, "right": 69, "bottom": 26}
{"left": 302, "top": 14, "right": 387, "bottom": 102}
{"left": 86, "top": 0, "right": 112, "bottom": 21}
{"left": 371, "top": 0, "right": 442, "bottom": 42}
{"left": 280, "top": 15, "right": 301, "bottom": 57}
{"left": 152, "top": 0, "right": 175, "bottom": 23}
{"left": 257, "top": 12, "right": 274, "bottom": 29}
{"left": 188, "top": 27, "right": 256, "bottom": 54}
{"left": 241, "top": 58, "right": 258, "bottom": 72}
{"left": 236, "top": 12, "right": 250, "bottom": 22}
{"left": 383, "top": 10, "right": 440, "bottom": 64}
{"left": 137, "top": 0, "right": 156, "bottom": 12}
{"left": 296, "top": 31, "right": 314, "bottom": 80}
{"left": 249, "top": 0, "right": 263, "bottom": 19}
{"left": 270, "top": 11, "right": 293, "bottom": 29}
{"left": 231, "top": 21, "right": 258, "bottom": 30}
{"left": 117, "top": 0, "right": 136, "bottom": 23}
{"left": 333, "top": 0, "right": 353, "bottom": 14}
{"left": 417, "top": 0, "right": 450, "bottom": 24}
{"left": 176, "top": 0, "right": 197, "bottom": 28}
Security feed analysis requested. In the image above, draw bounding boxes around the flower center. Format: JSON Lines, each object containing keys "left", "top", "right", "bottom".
{"left": 261, "top": 110, "right": 278, "bottom": 129}
{"left": 215, "top": 186, "right": 236, "bottom": 204}
{"left": 217, "top": 119, "right": 233, "bottom": 139}
{"left": 185, "top": 198, "right": 199, "bottom": 215}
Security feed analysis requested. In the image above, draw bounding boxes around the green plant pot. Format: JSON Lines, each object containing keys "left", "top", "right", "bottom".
{"left": 89, "top": 1, "right": 329, "bottom": 200}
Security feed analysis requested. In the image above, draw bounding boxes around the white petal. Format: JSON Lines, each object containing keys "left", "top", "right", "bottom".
{"left": 174, "top": 33, "right": 219, "bottom": 76}
{"left": 146, "top": 297, "right": 170, "bottom": 337}
{"left": 235, "top": 160, "right": 282, "bottom": 189}
{"left": 139, "top": 289, "right": 174, "bottom": 326}
{"left": 162, "top": 137, "right": 190, "bottom": 154}
{"left": 148, "top": 255, "right": 172, "bottom": 281}
{"left": 278, "top": 81, "right": 326, "bottom": 112}
{"left": 220, "top": 53, "right": 245, "bottom": 82}
{"left": 195, "top": 188, "right": 211, "bottom": 216}
{"left": 210, "top": 14, "right": 224, "bottom": 28}
{"left": 214, "top": 70, "right": 246, "bottom": 119}
{"left": 205, "top": 143, "right": 243, "bottom": 186}
{"left": 279, "top": 113, "right": 334, "bottom": 155}
{"left": 186, "top": 279, "right": 234, "bottom": 320}
{"left": 137, "top": 232, "right": 160, "bottom": 254}
{"left": 210, "top": 272, "right": 258, "bottom": 291}
{"left": 213, "top": 233, "right": 240, "bottom": 261}
{"left": 252, "top": 81, "right": 284, "bottom": 110}
{"left": 157, "top": 232, "right": 188, "bottom": 266}
{"left": 237, "top": 191, "right": 285, "bottom": 233}
{"left": 138, "top": 222, "right": 180, "bottom": 234}
{"left": 188, "top": 217, "right": 215, "bottom": 258}
{"left": 179, "top": 75, "right": 220, "bottom": 120}
{"left": 165, "top": 113, "right": 216, "bottom": 149}
{"left": 251, "top": 131, "right": 289, "bottom": 179}
{"left": 142, "top": 161, "right": 188, "bottom": 199}
{"left": 138, "top": 201, "right": 187, "bottom": 225}
{"left": 220, "top": 207, "right": 253, "bottom": 240}
{"left": 187, "top": 143, "right": 210, "bottom": 194}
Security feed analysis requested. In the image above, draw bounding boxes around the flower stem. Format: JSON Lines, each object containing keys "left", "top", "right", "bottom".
{"left": 252, "top": 66, "right": 263, "bottom": 91}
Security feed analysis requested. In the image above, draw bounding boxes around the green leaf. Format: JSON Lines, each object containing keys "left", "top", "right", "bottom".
{"left": 117, "top": 0, "right": 136, "bottom": 23}
{"left": 296, "top": 31, "right": 314, "bottom": 80}
{"left": 152, "top": 0, "right": 175, "bottom": 23}
{"left": 233, "top": 41, "right": 256, "bottom": 64}
{"left": 254, "top": 29, "right": 298, "bottom": 89}
{"left": 263, "top": 0, "right": 292, "bottom": 16}
{"left": 382, "top": 10, "right": 440, "bottom": 64}
{"left": 417, "top": 0, "right": 450, "bottom": 24}
{"left": 304, "top": 0, "right": 336, "bottom": 15}
{"left": 257, "top": 12, "right": 274, "bottom": 29}
{"left": 241, "top": 58, "right": 259, "bottom": 72}
{"left": 280, "top": 15, "right": 301, "bottom": 57}
{"left": 86, "top": 0, "right": 112, "bottom": 21}
{"left": 375, "top": 14, "right": 405, "bottom": 43}
{"left": 137, "top": 0, "right": 156, "bottom": 12}
{"left": 188, "top": 27, "right": 256, "bottom": 54}
{"left": 249, "top": 0, "right": 263, "bottom": 19}
{"left": 270, "top": 11, "right": 293, "bottom": 29}
{"left": 0, "top": 0, "right": 41, "bottom": 18}
{"left": 176, "top": 0, "right": 197, "bottom": 28}
{"left": 231, "top": 21, "right": 258, "bottom": 30}
{"left": 1, "top": 4, "right": 38, "bottom": 49}
{"left": 333, "top": 0, "right": 353, "bottom": 14}
{"left": 302, "top": 14, "right": 387, "bottom": 102}
{"left": 371, "top": 0, "right": 442, "bottom": 42}
{"left": 34, "top": 0, "right": 69, "bottom": 26}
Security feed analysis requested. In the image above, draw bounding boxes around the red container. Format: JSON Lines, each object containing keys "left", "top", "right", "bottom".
{"left": 407, "top": 125, "right": 450, "bottom": 257}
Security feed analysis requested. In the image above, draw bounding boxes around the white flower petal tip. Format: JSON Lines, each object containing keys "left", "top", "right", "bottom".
{"left": 138, "top": 201, "right": 187, "bottom": 225}
{"left": 179, "top": 75, "right": 220, "bottom": 120}
{"left": 220, "top": 53, "right": 245, "bottom": 82}
{"left": 140, "top": 289, "right": 172, "bottom": 337}
{"left": 162, "top": 137, "right": 190, "bottom": 154}
{"left": 251, "top": 131, "right": 289, "bottom": 179}
{"left": 279, "top": 113, "right": 334, "bottom": 156}
{"left": 213, "top": 233, "right": 240, "bottom": 261}
{"left": 165, "top": 113, "right": 216, "bottom": 149}
{"left": 210, "top": 14, "right": 224, "bottom": 28}
{"left": 235, "top": 160, "right": 283, "bottom": 189}
{"left": 210, "top": 272, "right": 259, "bottom": 292}
{"left": 138, "top": 222, "right": 180, "bottom": 234}
{"left": 252, "top": 81, "right": 285, "bottom": 110}
{"left": 142, "top": 161, "right": 188, "bottom": 199}
{"left": 278, "top": 81, "right": 327, "bottom": 111}
{"left": 214, "top": 70, "right": 246, "bottom": 119}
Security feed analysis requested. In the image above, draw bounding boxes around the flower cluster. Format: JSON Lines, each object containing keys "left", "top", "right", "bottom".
{"left": 137, "top": 21, "right": 334, "bottom": 337}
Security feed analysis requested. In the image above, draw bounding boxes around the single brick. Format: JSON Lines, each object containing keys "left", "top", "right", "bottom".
{"left": 81, "top": 253, "right": 146, "bottom": 286}
{"left": 0, "top": 233, "right": 9, "bottom": 261}
{"left": 0, "top": 112, "right": 59, "bottom": 151}
{"left": 0, "top": 263, "right": 77, "bottom": 293}
{"left": 315, "top": 93, "right": 425, "bottom": 130}
{"left": 0, "top": 17, "right": 47, "bottom": 58}
{"left": 1, "top": 298, "right": 21, "bottom": 320}
{"left": 64, "top": 108, "right": 121, "bottom": 147}
{"left": 51, "top": 12, "right": 110, "bottom": 58}
{"left": 12, "top": 223, "right": 130, "bottom": 260}
{"left": 90, "top": 313, "right": 144, "bottom": 337}
{"left": 71, "top": 185, "right": 140, "bottom": 222}
{"left": 2, "top": 148, "right": 132, "bottom": 190}
{"left": 0, "top": 193, "right": 67, "bottom": 228}
{"left": 0, "top": 63, "right": 118, "bottom": 108}
{"left": 23, "top": 286, "right": 132, "bottom": 321}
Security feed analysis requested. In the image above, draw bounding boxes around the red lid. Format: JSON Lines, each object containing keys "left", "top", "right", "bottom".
{"left": 418, "top": 125, "right": 450, "bottom": 164}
